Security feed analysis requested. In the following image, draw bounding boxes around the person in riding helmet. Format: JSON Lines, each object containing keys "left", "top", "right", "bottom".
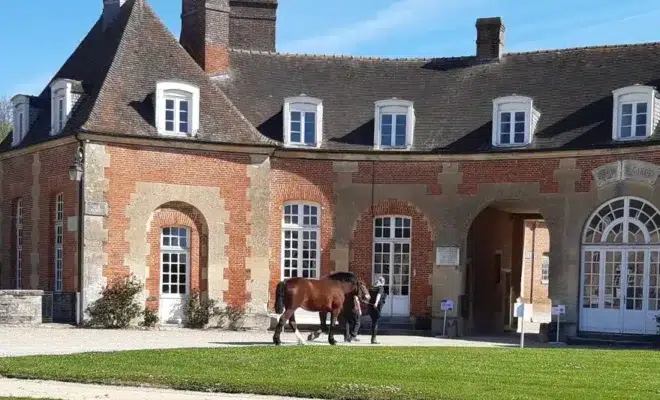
{"left": 366, "top": 275, "right": 387, "bottom": 344}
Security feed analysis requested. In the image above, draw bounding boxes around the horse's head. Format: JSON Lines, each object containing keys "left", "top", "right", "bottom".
{"left": 354, "top": 276, "right": 371, "bottom": 302}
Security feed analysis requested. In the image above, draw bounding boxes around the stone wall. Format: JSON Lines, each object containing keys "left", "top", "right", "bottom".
{"left": 0, "top": 290, "right": 43, "bottom": 324}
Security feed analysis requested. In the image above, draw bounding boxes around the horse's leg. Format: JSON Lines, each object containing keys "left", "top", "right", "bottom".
{"left": 273, "top": 308, "right": 294, "bottom": 346}
{"left": 288, "top": 313, "right": 306, "bottom": 346}
{"left": 328, "top": 308, "right": 340, "bottom": 346}
{"left": 307, "top": 312, "right": 327, "bottom": 341}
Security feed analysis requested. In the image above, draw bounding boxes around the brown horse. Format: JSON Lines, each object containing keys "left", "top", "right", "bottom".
{"left": 273, "top": 274, "right": 370, "bottom": 346}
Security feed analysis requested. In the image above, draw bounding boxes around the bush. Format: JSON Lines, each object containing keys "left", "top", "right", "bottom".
{"left": 222, "top": 305, "right": 246, "bottom": 331}
{"left": 141, "top": 306, "right": 159, "bottom": 328}
{"left": 184, "top": 289, "right": 218, "bottom": 329}
{"left": 85, "top": 274, "right": 144, "bottom": 329}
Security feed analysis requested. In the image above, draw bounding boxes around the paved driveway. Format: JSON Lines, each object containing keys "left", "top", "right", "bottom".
{"left": 0, "top": 325, "right": 541, "bottom": 357}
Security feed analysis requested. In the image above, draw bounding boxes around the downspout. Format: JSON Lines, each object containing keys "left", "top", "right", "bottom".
{"left": 74, "top": 135, "right": 85, "bottom": 325}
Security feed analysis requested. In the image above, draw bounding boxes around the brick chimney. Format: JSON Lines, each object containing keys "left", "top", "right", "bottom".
{"left": 180, "top": 0, "right": 230, "bottom": 75}
{"left": 475, "top": 17, "right": 505, "bottom": 61}
{"left": 229, "top": 0, "right": 278, "bottom": 52}
{"left": 103, "top": 0, "right": 127, "bottom": 30}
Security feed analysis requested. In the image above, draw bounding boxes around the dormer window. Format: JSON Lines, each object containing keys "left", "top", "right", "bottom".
{"left": 11, "top": 95, "right": 29, "bottom": 146}
{"left": 612, "top": 85, "right": 657, "bottom": 141}
{"left": 50, "top": 79, "right": 74, "bottom": 135}
{"left": 492, "top": 95, "right": 539, "bottom": 147}
{"left": 283, "top": 96, "right": 323, "bottom": 147}
{"left": 374, "top": 99, "right": 414, "bottom": 150}
{"left": 155, "top": 81, "right": 200, "bottom": 137}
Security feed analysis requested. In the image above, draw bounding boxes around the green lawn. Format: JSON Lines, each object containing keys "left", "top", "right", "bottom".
{"left": 0, "top": 347, "right": 658, "bottom": 400}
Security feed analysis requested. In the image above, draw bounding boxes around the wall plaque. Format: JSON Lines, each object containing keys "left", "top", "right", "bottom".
{"left": 436, "top": 247, "right": 460, "bottom": 266}
{"left": 592, "top": 160, "right": 660, "bottom": 188}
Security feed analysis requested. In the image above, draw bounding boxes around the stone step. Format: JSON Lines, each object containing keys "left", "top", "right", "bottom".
{"left": 568, "top": 333, "right": 660, "bottom": 348}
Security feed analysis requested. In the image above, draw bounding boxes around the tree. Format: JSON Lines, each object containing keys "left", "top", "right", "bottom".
{"left": 0, "top": 96, "right": 12, "bottom": 142}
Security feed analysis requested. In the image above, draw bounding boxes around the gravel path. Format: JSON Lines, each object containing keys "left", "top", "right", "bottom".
{"left": 0, "top": 377, "right": 317, "bottom": 400}
{"left": 0, "top": 325, "right": 532, "bottom": 357}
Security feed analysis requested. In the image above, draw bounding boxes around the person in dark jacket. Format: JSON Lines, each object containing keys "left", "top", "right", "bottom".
{"left": 342, "top": 288, "right": 362, "bottom": 342}
{"left": 366, "top": 276, "right": 387, "bottom": 344}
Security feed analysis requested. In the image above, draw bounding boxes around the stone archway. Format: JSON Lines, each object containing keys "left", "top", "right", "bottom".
{"left": 124, "top": 183, "right": 229, "bottom": 307}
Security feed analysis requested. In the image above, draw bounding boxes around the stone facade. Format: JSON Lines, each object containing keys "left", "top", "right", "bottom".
{"left": 0, "top": 290, "right": 43, "bottom": 325}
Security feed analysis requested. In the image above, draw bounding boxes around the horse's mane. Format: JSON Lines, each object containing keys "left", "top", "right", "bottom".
{"left": 325, "top": 271, "right": 359, "bottom": 283}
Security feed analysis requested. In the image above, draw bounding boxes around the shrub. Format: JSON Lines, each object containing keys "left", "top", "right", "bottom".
{"left": 222, "top": 305, "right": 246, "bottom": 331}
{"left": 184, "top": 289, "right": 217, "bottom": 329}
{"left": 141, "top": 306, "right": 159, "bottom": 328}
{"left": 85, "top": 274, "right": 144, "bottom": 329}
{"left": 655, "top": 313, "right": 660, "bottom": 333}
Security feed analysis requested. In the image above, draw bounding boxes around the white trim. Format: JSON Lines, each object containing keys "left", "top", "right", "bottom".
{"left": 611, "top": 85, "right": 656, "bottom": 141}
{"left": 374, "top": 99, "right": 415, "bottom": 150}
{"left": 49, "top": 79, "right": 73, "bottom": 136}
{"left": 582, "top": 196, "right": 660, "bottom": 245}
{"left": 10, "top": 95, "right": 29, "bottom": 146}
{"left": 159, "top": 226, "right": 191, "bottom": 298}
{"left": 54, "top": 193, "right": 64, "bottom": 293}
{"left": 15, "top": 199, "right": 23, "bottom": 289}
{"left": 155, "top": 81, "right": 200, "bottom": 137}
{"left": 283, "top": 96, "right": 323, "bottom": 148}
{"left": 280, "top": 201, "right": 321, "bottom": 280}
{"left": 492, "top": 95, "right": 538, "bottom": 147}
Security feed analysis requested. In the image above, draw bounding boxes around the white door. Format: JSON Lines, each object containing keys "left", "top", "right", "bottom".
{"left": 621, "top": 250, "right": 647, "bottom": 334}
{"left": 159, "top": 227, "right": 190, "bottom": 325}
{"left": 373, "top": 216, "right": 411, "bottom": 317}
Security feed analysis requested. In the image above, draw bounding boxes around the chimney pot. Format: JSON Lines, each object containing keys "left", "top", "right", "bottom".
{"left": 476, "top": 17, "right": 505, "bottom": 61}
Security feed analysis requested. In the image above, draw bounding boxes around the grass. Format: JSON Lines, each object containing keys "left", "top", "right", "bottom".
{"left": 0, "top": 347, "right": 658, "bottom": 400}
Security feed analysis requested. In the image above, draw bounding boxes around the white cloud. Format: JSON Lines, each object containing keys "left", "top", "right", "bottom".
{"left": 280, "top": 0, "right": 471, "bottom": 54}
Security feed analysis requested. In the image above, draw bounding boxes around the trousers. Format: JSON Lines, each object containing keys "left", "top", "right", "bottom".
{"left": 343, "top": 308, "right": 361, "bottom": 339}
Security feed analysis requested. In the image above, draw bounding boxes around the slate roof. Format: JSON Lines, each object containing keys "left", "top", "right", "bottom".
{"left": 219, "top": 44, "right": 660, "bottom": 153}
{"left": 2, "top": 0, "right": 275, "bottom": 152}
{"left": 5, "top": 0, "right": 660, "bottom": 154}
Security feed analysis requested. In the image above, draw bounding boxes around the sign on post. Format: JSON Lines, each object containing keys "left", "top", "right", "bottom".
{"left": 513, "top": 297, "right": 533, "bottom": 349}
{"left": 440, "top": 300, "right": 454, "bottom": 337}
{"left": 551, "top": 304, "right": 566, "bottom": 344}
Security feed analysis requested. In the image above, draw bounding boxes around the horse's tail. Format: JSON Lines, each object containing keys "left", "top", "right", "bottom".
{"left": 275, "top": 280, "right": 286, "bottom": 314}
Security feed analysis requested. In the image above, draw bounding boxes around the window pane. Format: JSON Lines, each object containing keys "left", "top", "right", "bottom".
{"left": 501, "top": 112, "right": 511, "bottom": 122}
{"left": 500, "top": 133, "right": 510, "bottom": 144}
{"left": 621, "top": 126, "right": 632, "bottom": 137}
{"left": 165, "top": 121, "right": 174, "bottom": 131}
{"left": 637, "top": 102, "right": 647, "bottom": 113}
{"left": 291, "top": 111, "right": 301, "bottom": 122}
{"left": 621, "top": 115, "right": 632, "bottom": 126}
{"left": 179, "top": 121, "right": 188, "bottom": 133}
{"left": 514, "top": 112, "right": 525, "bottom": 122}
{"left": 180, "top": 101, "right": 189, "bottom": 112}
{"left": 166, "top": 100, "right": 174, "bottom": 110}
{"left": 382, "top": 114, "right": 392, "bottom": 124}
{"left": 395, "top": 115, "right": 406, "bottom": 146}
{"left": 500, "top": 122, "right": 510, "bottom": 134}
{"left": 635, "top": 124, "right": 647, "bottom": 136}
{"left": 304, "top": 112, "right": 316, "bottom": 144}
{"left": 514, "top": 133, "right": 524, "bottom": 143}
{"left": 622, "top": 103, "right": 633, "bottom": 114}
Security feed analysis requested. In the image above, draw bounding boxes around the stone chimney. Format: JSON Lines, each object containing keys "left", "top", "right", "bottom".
{"left": 180, "top": 0, "right": 231, "bottom": 74}
{"left": 103, "top": 0, "right": 127, "bottom": 30}
{"left": 229, "top": 0, "right": 278, "bottom": 52}
{"left": 476, "top": 17, "right": 505, "bottom": 61}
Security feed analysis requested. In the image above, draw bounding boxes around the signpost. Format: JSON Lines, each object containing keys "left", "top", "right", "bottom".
{"left": 513, "top": 297, "right": 533, "bottom": 349}
{"left": 551, "top": 304, "right": 566, "bottom": 344}
{"left": 440, "top": 300, "right": 454, "bottom": 337}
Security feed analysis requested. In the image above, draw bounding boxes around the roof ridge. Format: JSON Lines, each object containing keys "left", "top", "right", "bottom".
{"left": 505, "top": 40, "right": 660, "bottom": 56}
{"left": 228, "top": 48, "right": 474, "bottom": 63}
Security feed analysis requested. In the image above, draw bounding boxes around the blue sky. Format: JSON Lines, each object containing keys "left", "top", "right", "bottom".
{"left": 2, "top": 0, "right": 660, "bottom": 98}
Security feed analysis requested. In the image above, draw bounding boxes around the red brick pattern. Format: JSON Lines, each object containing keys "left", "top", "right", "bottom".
{"left": 104, "top": 144, "right": 251, "bottom": 308}
{"left": 268, "top": 159, "right": 336, "bottom": 309}
{"left": 458, "top": 159, "right": 561, "bottom": 195}
{"left": 0, "top": 144, "right": 78, "bottom": 293}
{"left": 349, "top": 200, "right": 434, "bottom": 317}
{"left": 145, "top": 203, "right": 207, "bottom": 311}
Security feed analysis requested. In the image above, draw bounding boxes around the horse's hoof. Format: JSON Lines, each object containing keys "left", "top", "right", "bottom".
{"left": 273, "top": 336, "right": 282, "bottom": 346}
{"left": 306, "top": 333, "right": 315, "bottom": 341}
{"left": 329, "top": 338, "right": 337, "bottom": 346}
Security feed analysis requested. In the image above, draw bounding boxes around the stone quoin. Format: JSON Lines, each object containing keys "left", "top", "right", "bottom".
{"left": 3, "top": 0, "right": 660, "bottom": 338}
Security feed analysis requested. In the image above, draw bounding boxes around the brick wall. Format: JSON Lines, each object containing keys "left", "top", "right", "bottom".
{"left": 104, "top": 144, "right": 251, "bottom": 308}
{"left": 521, "top": 220, "right": 550, "bottom": 308}
{"left": 0, "top": 143, "right": 78, "bottom": 294}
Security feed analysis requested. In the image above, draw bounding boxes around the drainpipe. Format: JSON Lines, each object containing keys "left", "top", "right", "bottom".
{"left": 70, "top": 136, "right": 85, "bottom": 325}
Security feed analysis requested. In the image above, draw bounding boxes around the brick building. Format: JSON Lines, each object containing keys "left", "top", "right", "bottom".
{"left": 3, "top": 0, "right": 660, "bottom": 338}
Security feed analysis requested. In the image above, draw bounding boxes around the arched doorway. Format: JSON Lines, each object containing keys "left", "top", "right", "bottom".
{"left": 580, "top": 196, "right": 660, "bottom": 334}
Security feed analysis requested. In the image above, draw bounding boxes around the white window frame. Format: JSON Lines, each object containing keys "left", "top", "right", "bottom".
{"left": 49, "top": 79, "right": 73, "bottom": 136}
{"left": 54, "top": 193, "right": 64, "bottom": 292}
{"left": 160, "top": 226, "right": 191, "bottom": 298}
{"left": 281, "top": 202, "right": 321, "bottom": 280}
{"left": 373, "top": 215, "right": 412, "bottom": 297}
{"left": 283, "top": 96, "right": 323, "bottom": 148}
{"left": 155, "top": 81, "right": 200, "bottom": 137}
{"left": 15, "top": 199, "right": 23, "bottom": 289}
{"left": 541, "top": 253, "right": 549, "bottom": 285}
{"left": 374, "top": 99, "right": 415, "bottom": 150}
{"left": 492, "top": 95, "right": 536, "bottom": 147}
{"left": 612, "top": 85, "right": 656, "bottom": 141}
{"left": 11, "top": 95, "right": 29, "bottom": 146}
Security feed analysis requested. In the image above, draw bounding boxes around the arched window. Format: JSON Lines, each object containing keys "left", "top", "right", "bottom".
{"left": 582, "top": 197, "right": 660, "bottom": 245}
{"left": 281, "top": 202, "right": 320, "bottom": 279}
